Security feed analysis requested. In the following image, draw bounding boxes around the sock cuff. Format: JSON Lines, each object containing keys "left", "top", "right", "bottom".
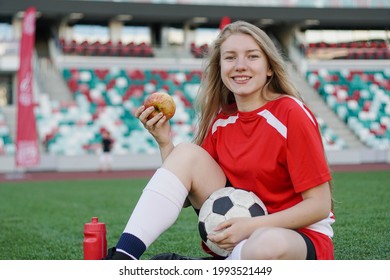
{"left": 116, "top": 233, "right": 146, "bottom": 260}
{"left": 144, "top": 168, "right": 188, "bottom": 209}
{"left": 226, "top": 239, "right": 247, "bottom": 260}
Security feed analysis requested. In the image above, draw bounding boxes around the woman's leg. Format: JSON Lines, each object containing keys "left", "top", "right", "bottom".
{"left": 238, "top": 227, "right": 308, "bottom": 260}
{"left": 162, "top": 143, "right": 227, "bottom": 209}
{"left": 112, "top": 143, "right": 226, "bottom": 259}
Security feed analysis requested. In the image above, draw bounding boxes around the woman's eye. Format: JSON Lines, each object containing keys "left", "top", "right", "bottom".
{"left": 224, "top": 56, "right": 235, "bottom": 61}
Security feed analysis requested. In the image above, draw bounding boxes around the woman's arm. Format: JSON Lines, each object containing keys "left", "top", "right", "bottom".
{"left": 257, "top": 182, "right": 332, "bottom": 230}
{"left": 134, "top": 105, "right": 175, "bottom": 162}
{"left": 208, "top": 182, "right": 332, "bottom": 248}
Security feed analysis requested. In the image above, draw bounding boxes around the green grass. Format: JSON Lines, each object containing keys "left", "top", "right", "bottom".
{"left": 0, "top": 170, "right": 389, "bottom": 260}
{"left": 331, "top": 171, "right": 390, "bottom": 260}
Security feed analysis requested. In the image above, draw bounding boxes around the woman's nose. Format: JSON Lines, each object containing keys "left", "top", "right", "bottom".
{"left": 234, "top": 57, "right": 247, "bottom": 71}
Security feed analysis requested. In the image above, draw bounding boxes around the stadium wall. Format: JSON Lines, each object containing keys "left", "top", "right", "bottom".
{"left": 0, "top": 149, "right": 389, "bottom": 173}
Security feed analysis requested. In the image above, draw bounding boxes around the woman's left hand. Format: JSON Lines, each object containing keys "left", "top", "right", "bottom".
{"left": 207, "top": 217, "right": 255, "bottom": 252}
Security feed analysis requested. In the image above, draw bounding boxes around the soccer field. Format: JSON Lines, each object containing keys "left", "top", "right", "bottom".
{"left": 0, "top": 170, "right": 389, "bottom": 260}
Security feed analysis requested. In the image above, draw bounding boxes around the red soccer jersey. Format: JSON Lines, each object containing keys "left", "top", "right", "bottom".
{"left": 201, "top": 96, "right": 332, "bottom": 219}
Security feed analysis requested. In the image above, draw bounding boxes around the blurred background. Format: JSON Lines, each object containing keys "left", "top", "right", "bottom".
{"left": 0, "top": 0, "right": 389, "bottom": 173}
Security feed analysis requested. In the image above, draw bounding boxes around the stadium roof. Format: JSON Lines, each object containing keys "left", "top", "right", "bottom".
{"left": 0, "top": 0, "right": 389, "bottom": 29}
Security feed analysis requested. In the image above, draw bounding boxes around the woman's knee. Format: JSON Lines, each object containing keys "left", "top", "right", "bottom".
{"left": 162, "top": 143, "right": 204, "bottom": 175}
{"left": 163, "top": 143, "right": 201, "bottom": 165}
{"left": 163, "top": 142, "right": 226, "bottom": 208}
{"left": 164, "top": 143, "right": 223, "bottom": 175}
{"left": 242, "top": 228, "right": 293, "bottom": 260}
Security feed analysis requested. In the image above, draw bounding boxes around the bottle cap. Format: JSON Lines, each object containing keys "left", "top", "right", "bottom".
{"left": 84, "top": 217, "right": 106, "bottom": 232}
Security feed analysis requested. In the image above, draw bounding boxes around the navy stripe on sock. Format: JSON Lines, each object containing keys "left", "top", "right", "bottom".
{"left": 116, "top": 233, "right": 146, "bottom": 260}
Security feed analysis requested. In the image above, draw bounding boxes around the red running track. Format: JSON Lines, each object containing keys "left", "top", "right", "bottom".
{"left": 1, "top": 163, "right": 389, "bottom": 183}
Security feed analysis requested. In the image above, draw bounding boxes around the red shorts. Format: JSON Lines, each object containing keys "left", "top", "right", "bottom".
{"left": 202, "top": 228, "right": 334, "bottom": 260}
{"left": 298, "top": 228, "right": 334, "bottom": 260}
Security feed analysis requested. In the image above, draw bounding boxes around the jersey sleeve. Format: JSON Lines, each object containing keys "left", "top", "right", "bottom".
{"left": 286, "top": 105, "right": 331, "bottom": 193}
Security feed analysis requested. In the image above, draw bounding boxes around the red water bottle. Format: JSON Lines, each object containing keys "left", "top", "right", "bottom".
{"left": 83, "top": 217, "right": 107, "bottom": 260}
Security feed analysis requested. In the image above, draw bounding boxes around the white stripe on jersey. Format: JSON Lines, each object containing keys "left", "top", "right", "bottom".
{"left": 285, "top": 95, "right": 316, "bottom": 125}
{"left": 212, "top": 115, "right": 239, "bottom": 134}
{"left": 257, "top": 110, "right": 287, "bottom": 139}
{"left": 211, "top": 97, "right": 316, "bottom": 137}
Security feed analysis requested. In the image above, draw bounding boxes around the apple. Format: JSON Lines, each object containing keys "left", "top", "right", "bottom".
{"left": 144, "top": 92, "right": 176, "bottom": 120}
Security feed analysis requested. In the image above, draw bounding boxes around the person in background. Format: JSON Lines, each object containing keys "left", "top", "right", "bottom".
{"left": 99, "top": 129, "right": 114, "bottom": 172}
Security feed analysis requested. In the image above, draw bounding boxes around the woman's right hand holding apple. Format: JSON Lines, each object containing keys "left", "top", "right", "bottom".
{"left": 134, "top": 105, "right": 174, "bottom": 161}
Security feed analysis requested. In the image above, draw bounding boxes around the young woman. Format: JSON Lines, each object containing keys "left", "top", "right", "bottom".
{"left": 106, "top": 20, "right": 335, "bottom": 260}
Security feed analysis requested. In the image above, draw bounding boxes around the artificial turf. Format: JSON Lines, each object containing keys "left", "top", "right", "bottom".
{"left": 0, "top": 170, "right": 389, "bottom": 260}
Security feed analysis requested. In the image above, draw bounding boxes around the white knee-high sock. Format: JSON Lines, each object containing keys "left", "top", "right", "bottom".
{"left": 226, "top": 239, "right": 247, "bottom": 260}
{"left": 116, "top": 168, "right": 188, "bottom": 259}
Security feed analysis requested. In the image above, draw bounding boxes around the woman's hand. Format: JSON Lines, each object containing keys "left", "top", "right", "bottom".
{"left": 134, "top": 105, "right": 174, "bottom": 160}
{"left": 207, "top": 217, "right": 256, "bottom": 252}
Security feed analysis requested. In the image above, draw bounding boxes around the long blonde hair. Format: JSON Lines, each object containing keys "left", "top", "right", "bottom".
{"left": 193, "top": 20, "right": 301, "bottom": 145}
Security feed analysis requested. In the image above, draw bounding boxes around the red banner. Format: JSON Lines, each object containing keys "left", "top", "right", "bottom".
{"left": 15, "top": 7, "right": 40, "bottom": 167}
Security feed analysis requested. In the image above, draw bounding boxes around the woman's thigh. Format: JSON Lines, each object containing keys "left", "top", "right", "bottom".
{"left": 162, "top": 143, "right": 226, "bottom": 209}
{"left": 242, "top": 227, "right": 307, "bottom": 260}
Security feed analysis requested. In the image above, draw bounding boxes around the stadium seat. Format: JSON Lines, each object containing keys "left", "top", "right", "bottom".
{"left": 35, "top": 66, "right": 370, "bottom": 156}
{"left": 37, "top": 68, "right": 202, "bottom": 155}
{"left": 0, "top": 109, "right": 14, "bottom": 155}
{"left": 307, "top": 69, "right": 390, "bottom": 149}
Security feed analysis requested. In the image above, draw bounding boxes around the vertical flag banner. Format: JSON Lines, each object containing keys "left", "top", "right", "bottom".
{"left": 15, "top": 6, "right": 40, "bottom": 167}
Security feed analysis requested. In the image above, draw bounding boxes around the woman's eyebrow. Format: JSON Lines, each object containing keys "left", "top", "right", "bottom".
{"left": 222, "top": 49, "right": 261, "bottom": 54}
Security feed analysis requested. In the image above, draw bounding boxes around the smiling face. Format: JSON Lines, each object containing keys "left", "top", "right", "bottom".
{"left": 220, "top": 33, "right": 273, "bottom": 111}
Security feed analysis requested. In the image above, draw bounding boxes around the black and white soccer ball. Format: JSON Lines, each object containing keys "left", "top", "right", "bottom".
{"left": 198, "top": 187, "right": 268, "bottom": 257}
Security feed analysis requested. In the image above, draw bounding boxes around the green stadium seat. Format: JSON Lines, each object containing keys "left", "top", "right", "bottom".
{"left": 0, "top": 109, "right": 14, "bottom": 155}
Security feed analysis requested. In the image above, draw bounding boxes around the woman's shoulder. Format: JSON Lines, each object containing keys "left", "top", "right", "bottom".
{"left": 273, "top": 95, "right": 304, "bottom": 107}
{"left": 274, "top": 95, "right": 317, "bottom": 125}
{"left": 270, "top": 95, "right": 314, "bottom": 114}
{"left": 266, "top": 95, "right": 316, "bottom": 122}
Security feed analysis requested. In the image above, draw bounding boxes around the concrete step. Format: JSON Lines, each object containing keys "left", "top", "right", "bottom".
{"left": 37, "top": 58, "right": 72, "bottom": 103}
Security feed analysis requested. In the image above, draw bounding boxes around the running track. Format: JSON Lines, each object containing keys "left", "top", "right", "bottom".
{"left": 1, "top": 163, "right": 389, "bottom": 183}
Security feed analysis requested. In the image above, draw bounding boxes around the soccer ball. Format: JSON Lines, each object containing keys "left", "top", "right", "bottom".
{"left": 198, "top": 187, "right": 268, "bottom": 257}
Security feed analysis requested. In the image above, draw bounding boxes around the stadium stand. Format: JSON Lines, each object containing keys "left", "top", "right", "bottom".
{"left": 32, "top": 66, "right": 346, "bottom": 155}
{"left": 36, "top": 68, "right": 199, "bottom": 155}
{"left": 190, "top": 42, "right": 209, "bottom": 58}
{"left": 307, "top": 69, "right": 390, "bottom": 150}
{"left": 0, "top": 109, "right": 15, "bottom": 155}
{"left": 0, "top": 0, "right": 389, "bottom": 172}
{"left": 59, "top": 38, "right": 155, "bottom": 57}
{"left": 304, "top": 39, "right": 389, "bottom": 60}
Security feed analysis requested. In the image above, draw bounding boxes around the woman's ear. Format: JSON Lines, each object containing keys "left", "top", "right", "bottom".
{"left": 267, "top": 68, "right": 273, "bottom": 77}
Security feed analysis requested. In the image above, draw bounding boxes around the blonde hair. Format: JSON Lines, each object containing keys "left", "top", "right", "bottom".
{"left": 193, "top": 20, "right": 302, "bottom": 145}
